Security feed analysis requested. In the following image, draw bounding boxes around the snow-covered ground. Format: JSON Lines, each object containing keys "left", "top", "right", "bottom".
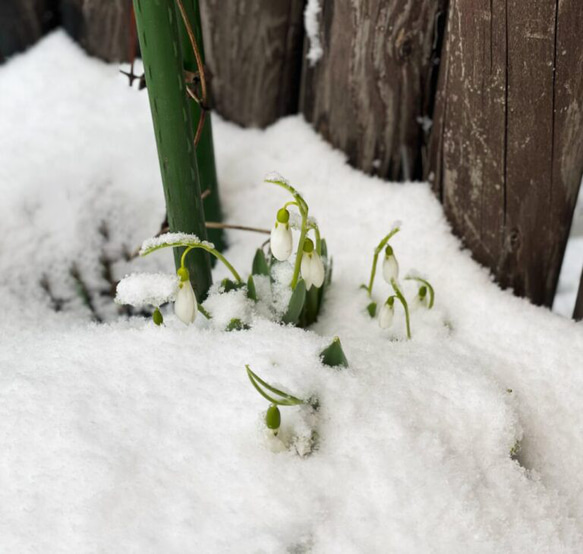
{"left": 1, "top": 32, "right": 582, "bottom": 553}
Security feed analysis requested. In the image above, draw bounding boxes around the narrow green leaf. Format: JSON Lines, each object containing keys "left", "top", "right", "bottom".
{"left": 282, "top": 279, "right": 306, "bottom": 325}
{"left": 245, "top": 365, "right": 305, "bottom": 406}
{"left": 300, "top": 285, "right": 321, "bottom": 327}
{"left": 252, "top": 249, "right": 270, "bottom": 276}
{"left": 247, "top": 274, "right": 257, "bottom": 301}
{"left": 320, "top": 336, "right": 349, "bottom": 369}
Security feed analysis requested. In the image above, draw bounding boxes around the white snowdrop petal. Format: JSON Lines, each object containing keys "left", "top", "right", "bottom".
{"left": 311, "top": 252, "right": 325, "bottom": 288}
{"left": 270, "top": 224, "right": 293, "bottom": 261}
{"left": 174, "top": 280, "right": 197, "bottom": 324}
{"left": 379, "top": 303, "right": 394, "bottom": 329}
{"left": 301, "top": 254, "right": 313, "bottom": 290}
{"left": 382, "top": 255, "right": 399, "bottom": 284}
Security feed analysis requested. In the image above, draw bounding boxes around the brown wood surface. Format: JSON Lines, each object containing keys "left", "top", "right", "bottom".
{"left": 0, "top": 0, "right": 58, "bottom": 61}
{"left": 199, "top": 0, "right": 305, "bottom": 127}
{"left": 300, "top": 0, "right": 447, "bottom": 180}
{"left": 60, "top": 0, "right": 134, "bottom": 62}
{"left": 427, "top": 0, "right": 583, "bottom": 307}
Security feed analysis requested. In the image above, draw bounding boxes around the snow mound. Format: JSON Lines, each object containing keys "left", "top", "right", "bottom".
{"left": 1, "top": 32, "right": 583, "bottom": 553}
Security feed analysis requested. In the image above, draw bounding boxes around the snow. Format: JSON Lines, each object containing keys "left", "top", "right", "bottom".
{"left": 554, "top": 186, "right": 583, "bottom": 317}
{"left": 304, "top": 0, "right": 323, "bottom": 66}
{"left": 140, "top": 232, "right": 214, "bottom": 255}
{"left": 1, "top": 31, "right": 583, "bottom": 552}
{"left": 115, "top": 272, "right": 179, "bottom": 307}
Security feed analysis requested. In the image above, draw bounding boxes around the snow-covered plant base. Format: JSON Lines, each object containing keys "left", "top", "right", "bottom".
{"left": 1, "top": 33, "right": 583, "bottom": 552}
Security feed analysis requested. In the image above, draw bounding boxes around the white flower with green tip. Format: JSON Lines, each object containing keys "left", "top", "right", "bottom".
{"left": 270, "top": 207, "right": 293, "bottom": 261}
{"left": 300, "top": 238, "right": 325, "bottom": 290}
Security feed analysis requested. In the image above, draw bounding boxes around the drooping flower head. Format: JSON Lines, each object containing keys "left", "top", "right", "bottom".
{"left": 300, "top": 238, "right": 325, "bottom": 290}
{"left": 379, "top": 296, "right": 395, "bottom": 329}
{"left": 174, "top": 267, "right": 197, "bottom": 325}
{"left": 270, "top": 207, "right": 293, "bottom": 261}
{"left": 382, "top": 244, "right": 399, "bottom": 284}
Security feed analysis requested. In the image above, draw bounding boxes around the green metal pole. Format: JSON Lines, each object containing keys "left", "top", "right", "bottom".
{"left": 132, "top": 0, "right": 212, "bottom": 298}
{"left": 177, "top": 0, "right": 225, "bottom": 252}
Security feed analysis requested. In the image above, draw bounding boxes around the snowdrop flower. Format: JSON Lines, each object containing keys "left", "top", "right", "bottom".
{"left": 174, "top": 267, "right": 197, "bottom": 324}
{"left": 270, "top": 208, "right": 293, "bottom": 261}
{"left": 379, "top": 297, "right": 395, "bottom": 329}
{"left": 412, "top": 285, "right": 429, "bottom": 310}
{"left": 382, "top": 245, "right": 399, "bottom": 284}
{"left": 300, "top": 238, "right": 325, "bottom": 290}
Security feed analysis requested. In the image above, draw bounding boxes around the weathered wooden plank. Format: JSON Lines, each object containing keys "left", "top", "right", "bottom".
{"left": 427, "top": 0, "right": 583, "bottom": 307}
{"left": 300, "top": 0, "right": 446, "bottom": 180}
{"left": 0, "top": 0, "right": 58, "bottom": 62}
{"left": 199, "top": 0, "right": 305, "bottom": 127}
{"left": 60, "top": 0, "right": 134, "bottom": 62}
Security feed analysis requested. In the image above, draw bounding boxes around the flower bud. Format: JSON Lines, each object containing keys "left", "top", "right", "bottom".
{"left": 265, "top": 404, "right": 281, "bottom": 434}
{"left": 152, "top": 307, "right": 163, "bottom": 326}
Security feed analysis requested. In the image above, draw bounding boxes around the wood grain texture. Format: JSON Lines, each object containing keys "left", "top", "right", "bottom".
{"left": 199, "top": 0, "right": 305, "bottom": 127}
{"left": 300, "top": 0, "right": 446, "bottom": 180}
{"left": 60, "top": 0, "right": 134, "bottom": 62}
{"left": 427, "top": 0, "right": 583, "bottom": 306}
{"left": 0, "top": 0, "right": 58, "bottom": 61}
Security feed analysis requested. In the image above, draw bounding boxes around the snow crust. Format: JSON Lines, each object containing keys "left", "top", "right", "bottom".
{"left": 1, "top": 32, "right": 583, "bottom": 553}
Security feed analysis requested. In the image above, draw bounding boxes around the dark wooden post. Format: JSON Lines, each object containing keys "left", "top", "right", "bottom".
{"left": 300, "top": 0, "right": 446, "bottom": 181}
{"left": 427, "top": 0, "right": 583, "bottom": 307}
{"left": 60, "top": 0, "right": 134, "bottom": 62}
{"left": 199, "top": 0, "right": 305, "bottom": 127}
{"left": 0, "top": 0, "right": 58, "bottom": 61}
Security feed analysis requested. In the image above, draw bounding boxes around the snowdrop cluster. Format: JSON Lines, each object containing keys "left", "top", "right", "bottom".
{"left": 267, "top": 175, "right": 327, "bottom": 294}
{"left": 115, "top": 175, "right": 331, "bottom": 329}
{"left": 364, "top": 225, "right": 435, "bottom": 339}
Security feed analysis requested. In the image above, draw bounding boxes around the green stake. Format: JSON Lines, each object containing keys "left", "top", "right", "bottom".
{"left": 133, "top": 0, "right": 212, "bottom": 298}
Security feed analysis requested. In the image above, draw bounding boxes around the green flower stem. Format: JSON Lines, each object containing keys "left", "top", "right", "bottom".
{"left": 391, "top": 278, "right": 411, "bottom": 339}
{"left": 309, "top": 224, "right": 322, "bottom": 255}
{"left": 181, "top": 245, "right": 242, "bottom": 283}
{"left": 405, "top": 276, "right": 435, "bottom": 308}
{"left": 198, "top": 304, "right": 211, "bottom": 319}
{"left": 366, "top": 227, "right": 401, "bottom": 297}
{"left": 266, "top": 178, "right": 309, "bottom": 289}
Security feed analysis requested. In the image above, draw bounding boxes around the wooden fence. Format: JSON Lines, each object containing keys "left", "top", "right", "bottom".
{"left": 2, "top": 0, "right": 582, "bottom": 317}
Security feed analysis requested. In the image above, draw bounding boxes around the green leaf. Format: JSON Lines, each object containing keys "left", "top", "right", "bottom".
{"left": 366, "top": 302, "right": 377, "bottom": 318}
{"left": 320, "top": 238, "right": 328, "bottom": 259}
{"left": 300, "top": 284, "right": 321, "bottom": 327}
{"left": 221, "top": 278, "right": 244, "bottom": 293}
{"left": 282, "top": 279, "right": 306, "bottom": 325}
{"left": 252, "top": 249, "right": 270, "bottom": 276}
{"left": 226, "top": 318, "right": 250, "bottom": 332}
{"left": 320, "top": 336, "right": 349, "bottom": 369}
{"left": 246, "top": 274, "right": 257, "bottom": 301}
{"left": 245, "top": 365, "right": 305, "bottom": 406}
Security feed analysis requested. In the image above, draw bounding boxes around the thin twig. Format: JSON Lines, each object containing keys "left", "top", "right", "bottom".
{"left": 205, "top": 222, "right": 270, "bottom": 234}
{"left": 127, "top": 220, "right": 269, "bottom": 260}
{"left": 175, "top": 0, "right": 208, "bottom": 147}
